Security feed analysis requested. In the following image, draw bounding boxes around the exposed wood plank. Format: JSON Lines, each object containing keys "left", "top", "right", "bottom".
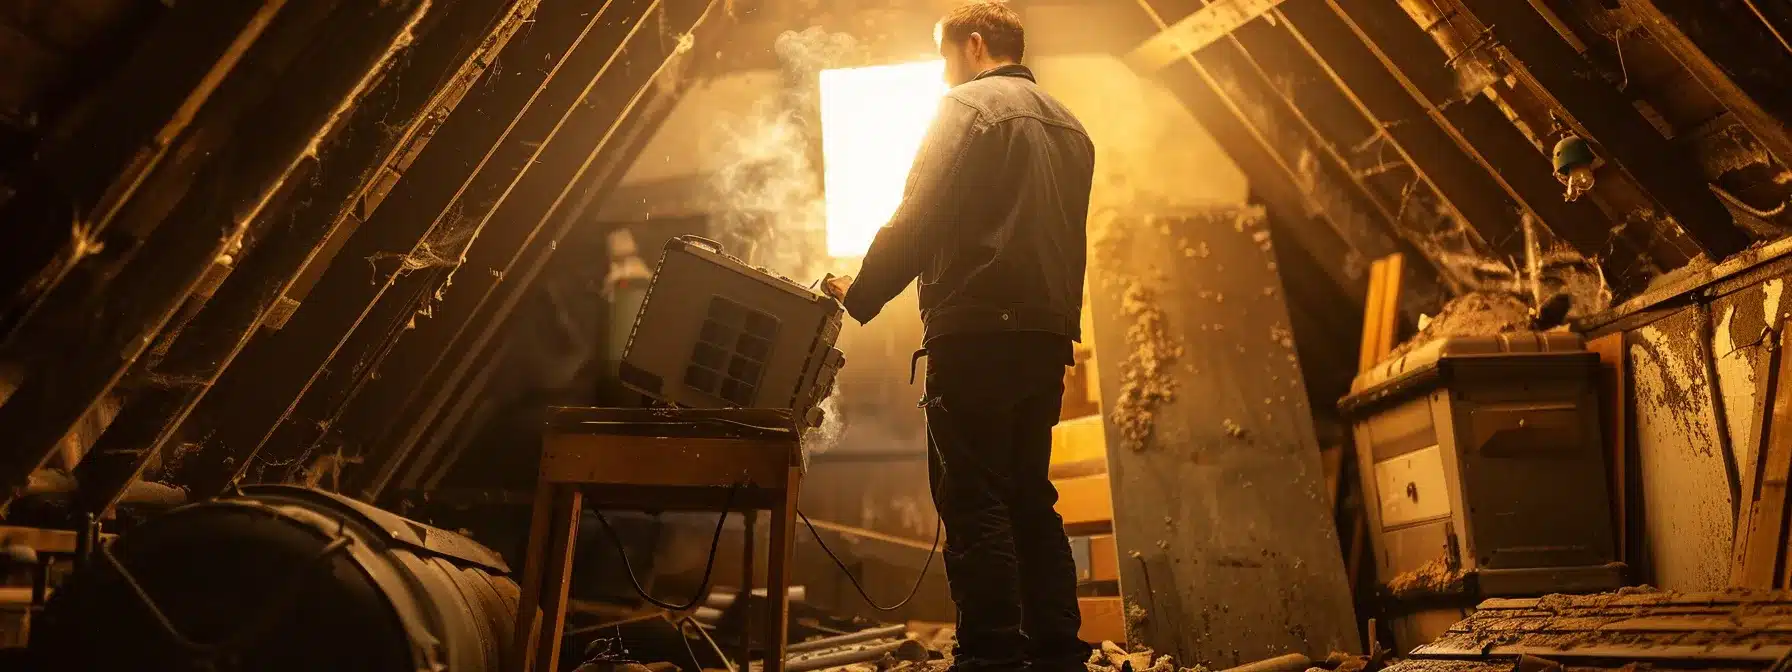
{"left": 0, "top": 0, "right": 428, "bottom": 506}
{"left": 1412, "top": 591, "right": 1792, "bottom": 664}
{"left": 0, "top": 587, "right": 33, "bottom": 605}
{"left": 0, "top": 0, "right": 283, "bottom": 331}
{"left": 1735, "top": 329, "right": 1783, "bottom": 584}
{"left": 1372, "top": 255, "right": 1403, "bottom": 359}
{"left": 1051, "top": 414, "right": 1108, "bottom": 467}
{"left": 1088, "top": 534, "right": 1120, "bottom": 583}
{"left": 1153, "top": 0, "right": 1473, "bottom": 297}
{"left": 1464, "top": 614, "right": 1792, "bottom": 633}
{"left": 1272, "top": 1, "right": 1527, "bottom": 260}
{"left": 1464, "top": 605, "right": 1792, "bottom": 619}
{"left": 322, "top": 0, "right": 736, "bottom": 500}
{"left": 1478, "top": 590, "right": 1792, "bottom": 610}
{"left": 1053, "top": 474, "right": 1114, "bottom": 528}
{"left": 71, "top": 0, "right": 534, "bottom": 519}
{"left": 1048, "top": 458, "right": 1108, "bottom": 481}
{"left": 1625, "top": 0, "right": 1792, "bottom": 172}
{"left": 1584, "top": 333, "right": 1629, "bottom": 568}
{"left": 1322, "top": 0, "right": 1652, "bottom": 294}
{"left": 1348, "top": 254, "right": 1403, "bottom": 596}
{"left": 1739, "top": 327, "right": 1792, "bottom": 587}
{"left": 1415, "top": 641, "right": 1791, "bottom": 663}
{"left": 1062, "top": 359, "right": 1101, "bottom": 420}
{"left": 0, "top": 524, "right": 105, "bottom": 554}
{"left": 174, "top": 0, "right": 686, "bottom": 497}
{"left": 1124, "top": 0, "right": 1289, "bottom": 73}
{"left": 1357, "top": 259, "right": 1389, "bottom": 372}
{"left": 1454, "top": 0, "right": 1750, "bottom": 260}
{"left": 1078, "top": 596, "right": 1127, "bottom": 645}
{"left": 1126, "top": 0, "right": 1444, "bottom": 319}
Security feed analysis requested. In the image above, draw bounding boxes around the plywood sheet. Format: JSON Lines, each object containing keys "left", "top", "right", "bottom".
{"left": 1086, "top": 208, "right": 1358, "bottom": 665}
{"left": 1627, "top": 308, "right": 1736, "bottom": 589}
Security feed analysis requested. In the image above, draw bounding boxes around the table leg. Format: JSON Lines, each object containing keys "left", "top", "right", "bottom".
{"left": 512, "top": 485, "right": 584, "bottom": 672}
{"left": 741, "top": 509, "right": 757, "bottom": 670}
{"left": 512, "top": 485, "right": 557, "bottom": 672}
{"left": 537, "top": 487, "right": 584, "bottom": 672}
{"left": 764, "top": 472, "right": 802, "bottom": 672}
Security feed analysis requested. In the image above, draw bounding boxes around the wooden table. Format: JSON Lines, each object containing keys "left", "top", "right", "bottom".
{"left": 511, "top": 407, "right": 804, "bottom": 672}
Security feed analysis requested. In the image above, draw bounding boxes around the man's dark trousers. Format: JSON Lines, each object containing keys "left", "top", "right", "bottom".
{"left": 923, "top": 331, "right": 1089, "bottom": 671}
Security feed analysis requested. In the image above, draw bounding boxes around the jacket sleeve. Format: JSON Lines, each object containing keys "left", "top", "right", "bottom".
{"left": 842, "top": 96, "right": 981, "bottom": 324}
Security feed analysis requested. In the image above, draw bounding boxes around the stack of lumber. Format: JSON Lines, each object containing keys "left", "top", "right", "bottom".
{"left": 1053, "top": 335, "right": 1124, "bottom": 646}
{"left": 1387, "top": 590, "right": 1792, "bottom": 672}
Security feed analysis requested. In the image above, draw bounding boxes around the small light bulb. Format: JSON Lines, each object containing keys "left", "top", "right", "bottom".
{"left": 1561, "top": 164, "right": 1595, "bottom": 202}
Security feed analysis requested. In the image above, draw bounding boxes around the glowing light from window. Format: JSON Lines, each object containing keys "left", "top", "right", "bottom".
{"left": 819, "top": 60, "right": 948, "bottom": 258}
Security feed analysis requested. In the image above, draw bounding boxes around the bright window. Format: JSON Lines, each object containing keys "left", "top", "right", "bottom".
{"left": 818, "top": 60, "right": 948, "bottom": 258}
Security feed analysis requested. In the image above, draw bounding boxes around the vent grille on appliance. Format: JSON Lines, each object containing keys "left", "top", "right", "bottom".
{"left": 684, "top": 296, "right": 780, "bottom": 405}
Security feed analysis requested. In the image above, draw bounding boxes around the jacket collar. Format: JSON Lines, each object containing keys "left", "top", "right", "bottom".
{"left": 973, "top": 63, "right": 1035, "bottom": 83}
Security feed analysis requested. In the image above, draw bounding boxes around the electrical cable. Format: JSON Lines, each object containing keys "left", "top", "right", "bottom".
{"left": 593, "top": 468, "right": 942, "bottom": 615}
{"left": 103, "top": 536, "right": 353, "bottom": 659}
{"left": 795, "top": 508, "right": 940, "bottom": 612}
{"left": 593, "top": 481, "right": 744, "bottom": 612}
{"left": 667, "top": 614, "right": 708, "bottom": 672}
{"left": 678, "top": 613, "right": 735, "bottom": 672}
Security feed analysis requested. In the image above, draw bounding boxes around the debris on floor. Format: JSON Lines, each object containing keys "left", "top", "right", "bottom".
{"left": 784, "top": 623, "right": 942, "bottom": 672}
{"left": 1383, "top": 559, "right": 1467, "bottom": 600}
{"left": 1086, "top": 640, "right": 1208, "bottom": 672}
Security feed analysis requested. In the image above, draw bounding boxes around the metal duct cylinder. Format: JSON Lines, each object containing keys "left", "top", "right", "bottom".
{"left": 28, "top": 486, "right": 517, "bottom": 671}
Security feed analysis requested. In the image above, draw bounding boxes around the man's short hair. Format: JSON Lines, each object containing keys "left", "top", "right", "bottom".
{"left": 939, "top": 1, "right": 1025, "bottom": 62}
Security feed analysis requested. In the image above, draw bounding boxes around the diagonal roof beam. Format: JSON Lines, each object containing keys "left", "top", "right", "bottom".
{"left": 1452, "top": 0, "right": 1750, "bottom": 261}
{"left": 1125, "top": 0, "right": 1289, "bottom": 73}
{"left": 1233, "top": 2, "right": 1529, "bottom": 265}
{"left": 1318, "top": 0, "right": 1653, "bottom": 295}
{"left": 1127, "top": 0, "right": 1447, "bottom": 316}
{"left": 1624, "top": 0, "right": 1792, "bottom": 173}
{"left": 170, "top": 0, "right": 673, "bottom": 498}
{"left": 0, "top": 0, "right": 431, "bottom": 508}
{"left": 68, "top": 0, "right": 537, "bottom": 519}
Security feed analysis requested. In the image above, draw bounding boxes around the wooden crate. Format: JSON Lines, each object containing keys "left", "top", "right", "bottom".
{"left": 1054, "top": 474, "right": 1113, "bottom": 530}
{"left": 1078, "top": 596, "right": 1126, "bottom": 645}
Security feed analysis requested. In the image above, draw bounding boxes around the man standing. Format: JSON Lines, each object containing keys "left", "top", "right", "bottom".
{"left": 823, "top": 3, "right": 1096, "bottom": 671}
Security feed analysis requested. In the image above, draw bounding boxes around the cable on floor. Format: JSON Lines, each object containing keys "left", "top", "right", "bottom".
{"left": 667, "top": 614, "right": 709, "bottom": 672}
{"left": 592, "top": 481, "right": 744, "bottom": 612}
{"left": 795, "top": 508, "right": 941, "bottom": 612}
{"left": 594, "top": 482, "right": 942, "bottom": 615}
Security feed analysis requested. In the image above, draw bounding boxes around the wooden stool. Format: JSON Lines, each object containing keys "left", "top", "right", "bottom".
{"left": 511, "top": 407, "right": 804, "bottom": 672}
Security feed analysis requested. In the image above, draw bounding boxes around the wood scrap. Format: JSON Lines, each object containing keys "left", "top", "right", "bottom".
{"left": 1738, "top": 327, "right": 1792, "bottom": 587}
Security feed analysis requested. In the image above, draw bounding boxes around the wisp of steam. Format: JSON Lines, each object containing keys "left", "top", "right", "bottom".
{"left": 706, "top": 27, "right": 865, "bottom": 465}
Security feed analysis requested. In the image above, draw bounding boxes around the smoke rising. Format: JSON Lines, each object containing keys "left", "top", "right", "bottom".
{"left": 703, "top": 28, "right": 867, "bottom": 463}
{"left": 706, "top": 28, "right": 865, "bottom": 282}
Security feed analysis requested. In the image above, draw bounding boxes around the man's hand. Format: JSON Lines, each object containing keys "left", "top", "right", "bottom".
{"left": 822, "top": 274, "right": 853, "bottom": 301}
